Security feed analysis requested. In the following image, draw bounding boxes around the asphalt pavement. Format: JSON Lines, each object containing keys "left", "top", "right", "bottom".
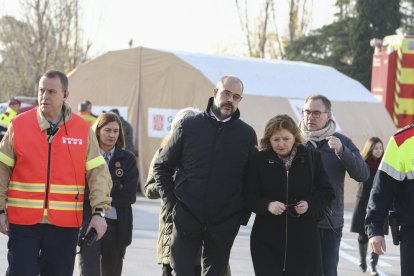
{"left": 0, "top": 196, "right": 401, "bottom": 275}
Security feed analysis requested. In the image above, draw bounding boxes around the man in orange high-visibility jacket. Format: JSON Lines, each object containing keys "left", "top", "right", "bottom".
{"left": 0, "top": 70, "right": 112, "bottom": 276}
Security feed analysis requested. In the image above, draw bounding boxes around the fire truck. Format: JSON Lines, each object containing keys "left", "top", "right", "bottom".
{"left": 371, "top": 34, "right": 414, "bottom": 128}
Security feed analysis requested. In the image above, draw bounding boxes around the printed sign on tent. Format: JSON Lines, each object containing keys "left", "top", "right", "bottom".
{"left": 148, "top": 108, "right": 179, "bottom": 138}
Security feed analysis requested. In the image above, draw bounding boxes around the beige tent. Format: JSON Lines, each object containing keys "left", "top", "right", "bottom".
{"left": 67, "top": 47, "right": 396, "bottom": 205}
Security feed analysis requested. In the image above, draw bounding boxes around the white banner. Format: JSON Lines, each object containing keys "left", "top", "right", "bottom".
{"left": 148, "top": 108, "right": 180, "bottom": 138}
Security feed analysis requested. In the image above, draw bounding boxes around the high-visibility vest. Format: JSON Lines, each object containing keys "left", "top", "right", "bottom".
{"left": 380, "top": 124, "right": 414, "bottom": 181}
{"left": 0, "top": 107, "right": 17, "bottom": 128}
{"left": 80, "top": 112, "right": 96, "bottom": 125}
{"left": 7, "top": 108, "right": 91, "bottom": 227}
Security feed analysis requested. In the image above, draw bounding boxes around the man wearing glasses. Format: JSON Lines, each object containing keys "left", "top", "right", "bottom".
{"left": 153, "top": 76, "right": 257, "bottom": 275}
{"left": 299, "top": 94, "right": 369, "bottom": 276}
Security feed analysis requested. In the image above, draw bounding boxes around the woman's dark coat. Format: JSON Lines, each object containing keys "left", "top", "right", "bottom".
{"left": 246, "top": 144, "right": 335, "bottom": 276}
{"left": 81, "top": 146, "right": 138, "bottom": 247}
{"left": 350, "top": 163, "right": 388, "bottom": 235}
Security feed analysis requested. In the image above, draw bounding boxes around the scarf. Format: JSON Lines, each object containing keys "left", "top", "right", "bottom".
{"left": 365, "top": 156, "right": 381, "bottom": 174}
{"left": 299, "top": 119, "right": 337, "bottom": 148}
{"left": 278, "top": 147, "right": 297, "bottom": 170}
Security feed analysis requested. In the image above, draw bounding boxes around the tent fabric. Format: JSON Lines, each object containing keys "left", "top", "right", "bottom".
{"left": 67, "top": 47, "right": 396, "bottom": 205}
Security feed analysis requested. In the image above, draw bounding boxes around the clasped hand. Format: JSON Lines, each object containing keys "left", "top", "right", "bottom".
{"left": 267, "top": 200, "right": 308, "bottom": 216}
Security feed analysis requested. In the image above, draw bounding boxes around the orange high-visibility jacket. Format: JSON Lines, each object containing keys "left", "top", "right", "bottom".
{"left": 7, "top": 108, "right": 90, "bottom": 227}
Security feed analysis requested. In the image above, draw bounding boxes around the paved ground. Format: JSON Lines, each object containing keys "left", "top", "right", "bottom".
{"left": 0, "top": 196, "right": 401, "bottom": 275}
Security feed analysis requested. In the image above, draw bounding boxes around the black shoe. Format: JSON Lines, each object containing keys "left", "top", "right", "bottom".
{"left": 359, "top": 262, "right": 367, "bottom": 273}
{"left": 368, "top": 263, "right": 378, "bottom": 276}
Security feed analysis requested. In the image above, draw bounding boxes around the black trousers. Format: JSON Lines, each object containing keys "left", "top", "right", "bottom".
{"left": 400, "top": 225, "right": 414, "bottom": 276}
{"left": 170, "top": 204, "right": 239, "bottom": 276}
{"left": 78, "top": 219, "right": 126, "bottom": 276}
{"left": 7, "top": 223, "right": 79, "bottom": 276}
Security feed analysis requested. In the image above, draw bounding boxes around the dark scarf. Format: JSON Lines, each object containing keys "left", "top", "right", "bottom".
{"left": 365, "top": 156, "right": 381, "bottom": 174}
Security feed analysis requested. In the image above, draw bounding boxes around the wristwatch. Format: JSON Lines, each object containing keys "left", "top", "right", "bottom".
{"left": 92, "top": 208, "right": 105, "bottom": 218}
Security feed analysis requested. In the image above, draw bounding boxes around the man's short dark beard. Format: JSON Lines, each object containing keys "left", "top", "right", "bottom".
{"left": 212, "top": 103, "right": 232, "bottom": 120}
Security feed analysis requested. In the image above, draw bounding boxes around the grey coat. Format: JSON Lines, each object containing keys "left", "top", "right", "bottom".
{"left": 308, "top": 132, "right": 369, "bottom": 229}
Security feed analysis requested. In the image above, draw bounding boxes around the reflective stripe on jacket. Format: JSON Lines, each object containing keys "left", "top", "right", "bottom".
{"left": 7, "top": 108, "right": 91, "bottom": 227}
{"left": 0, "top": 107, "right": 17, "bottom": 128}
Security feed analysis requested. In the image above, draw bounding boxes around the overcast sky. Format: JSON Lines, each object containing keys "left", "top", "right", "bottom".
{"left": 0, "top": 0, "right": 336, "bottom": 57}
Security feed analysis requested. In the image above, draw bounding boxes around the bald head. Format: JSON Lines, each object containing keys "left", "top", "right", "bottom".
{"left": 216, "top": 76, "right": 244, "bottom": 93}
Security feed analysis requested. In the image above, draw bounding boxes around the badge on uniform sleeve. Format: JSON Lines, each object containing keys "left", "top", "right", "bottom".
{"left": 115, "top": 161, "right": 123, "bottom": 177}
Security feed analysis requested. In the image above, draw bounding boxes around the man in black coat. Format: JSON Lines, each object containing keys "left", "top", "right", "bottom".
{"left": 153, "top": 76, "right": 257, "bottom": 276}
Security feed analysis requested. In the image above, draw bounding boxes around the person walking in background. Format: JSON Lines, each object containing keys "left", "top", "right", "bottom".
{"left": 246, "top": 114, "right": 335, "bottom": 276}
{"left": 0, "top": 70, "right": 112, "bottom": 276}
{"left": 299, "top": 94, "right": 369, "bottom": 276}
{"left": 79, "top": 100, "right": 97, "bottom": 125}
{"left": 366, "top": 126, "right": 414, "bottom": 276}
{"left": 0, "top": 98, "right": 21, "bottom": 140}
{"left": 109, "top": 108, "right": 135, "bottom": 154}
{"left": 153, "top": 76, "right": 257, "bottom": 276}
{"left": 350, "top": 137, "right": 385, "bottom": 275}
{"left": 78, "top": 112, "right": 138, "bottom": 276}
{"left": 145, "top": 107, "right": 201, "bottom": 276}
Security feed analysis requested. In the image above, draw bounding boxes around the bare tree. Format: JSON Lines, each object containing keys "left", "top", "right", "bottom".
{"left": 0, "top": 0, "right": 88, "bottom": 100}
{"left": 235, "top": 0, "right": 312, "bottom": 59}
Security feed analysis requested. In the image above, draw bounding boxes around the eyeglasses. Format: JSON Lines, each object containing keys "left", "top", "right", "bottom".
{"left": 302, "top": 109, "right": 329, "bottom": 119}
{"left": 220, "top": 90, "right": 243, "bottom": 102}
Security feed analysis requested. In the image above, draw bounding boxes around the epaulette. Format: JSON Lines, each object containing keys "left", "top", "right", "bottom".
{"left": 394, "top": 124, "right": 414, "bottom": 136}
{"left": 394, "top": 124, "right": 414, "bottom": 146}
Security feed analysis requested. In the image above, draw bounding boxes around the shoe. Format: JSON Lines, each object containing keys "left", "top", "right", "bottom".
{"left": 359, "top": 262, "right": 367, "bottom": 273}
{"left": 358, "top": 242, "right": 368, "bottom": 272}
{"left": 368, "top": 252, "right": 379, "bottom": 276}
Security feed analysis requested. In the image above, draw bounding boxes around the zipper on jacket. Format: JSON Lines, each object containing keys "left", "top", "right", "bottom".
{"left": 283, "top": 169, "right": 289, "bottom": 272}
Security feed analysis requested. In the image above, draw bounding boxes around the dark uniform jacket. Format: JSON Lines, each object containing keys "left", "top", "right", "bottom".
{"left": 81, "top": 146, "right": 138, "bottom": 247}
{"left": 366, "top": 126, "right": 414, "bottom": 238}
{"left": 153, "top": 97, "right": 257, "bottom": 246}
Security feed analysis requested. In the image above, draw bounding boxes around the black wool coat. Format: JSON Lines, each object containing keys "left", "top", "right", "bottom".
{"left": 350, "top": 168, "right": 388, "bottom": 236}
{"left": 246, "top": 145, "right": 335, "bottom": 276}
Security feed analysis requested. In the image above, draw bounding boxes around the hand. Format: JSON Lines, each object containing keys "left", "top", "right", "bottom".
{"left": 87, "top": 215, "right": 107, "bottom": 240}
{"left": 0, "top": 213, "right": 9, "bottom": 236}
{"left": 294, "top": 200, "right": 308, "bottom": 215}
{"left": 369, "top": 236, "right": 386, "bottom": 255}
{"left": 326, "top": 136, "right": 343, "bottom": 155}
{"left": 267, "top": 201, "right": 286, "bottom": 215}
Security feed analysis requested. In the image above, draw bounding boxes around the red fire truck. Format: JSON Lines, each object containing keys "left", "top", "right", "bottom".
{"left": 371, "top": 34, "right": 414, "bottom": 128}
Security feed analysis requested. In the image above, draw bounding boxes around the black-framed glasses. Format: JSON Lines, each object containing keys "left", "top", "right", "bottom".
{"left": 221, "top": 90, "right": 243, "bottom": 102}
{"left": 284, "top": 201, "right": 300, "bottom": 218}
{"left": 302, "top": 109, "right": 329, "bottom": 119}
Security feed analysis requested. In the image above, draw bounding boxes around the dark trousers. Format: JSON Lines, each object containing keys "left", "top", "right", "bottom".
{"left": 319, "top": 227, "right": 343, "bottom": 276}
{"left": 170, "top": 225, "right": 236, "bottom": 276}
{"left": 400, "top": 225, "right": 414, "bottom": 276}
{"left": 6, "top": 223, "right": 79, "bottom": 276}
{"left": 78, "top": 219, "right": 126, "bottom": 276}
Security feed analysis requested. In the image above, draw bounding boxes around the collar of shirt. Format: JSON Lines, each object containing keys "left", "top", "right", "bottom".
{"left": 209, "top": 108, "right": 231, "bottom": 123}
{"left": 100, "top": 147, "right": 115, "bottom": 163}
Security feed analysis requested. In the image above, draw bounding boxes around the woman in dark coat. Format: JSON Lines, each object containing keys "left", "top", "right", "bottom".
{"left": 350, "top": 137, "right": 385, "bottom": 275}
{"left": 78, "top": 112, "right": 138, "bottom": 276}
{"left": 246, "top": 114, "right": 335, "bottom": 276}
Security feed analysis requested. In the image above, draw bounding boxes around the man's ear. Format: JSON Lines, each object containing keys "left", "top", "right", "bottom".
{"left": 213, "top": 88, "right": 218, "bottom": 97}
{"left": 64, "top": 90, "right": 69, "bottom": 99}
